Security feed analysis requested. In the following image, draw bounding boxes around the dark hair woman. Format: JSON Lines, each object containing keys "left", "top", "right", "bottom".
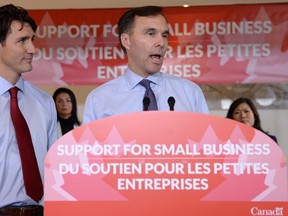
{"left": 53, "top": 87, "right": 81, "bottom": 137}
{"left": 226, "top": 97, "right": 277, "bottom": 143}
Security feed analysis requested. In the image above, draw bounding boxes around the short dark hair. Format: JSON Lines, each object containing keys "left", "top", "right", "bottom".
{"left": 226, "top": 97, "right": 264, "bottom": 132}
{"left": 0, "top": 4, "right": 37, "bottom": 44}
{"left": 117, "top": 6, "right": 165, "bottom": 53}
{"left": 53, "top": 87, "right": 81, "bottom": 126}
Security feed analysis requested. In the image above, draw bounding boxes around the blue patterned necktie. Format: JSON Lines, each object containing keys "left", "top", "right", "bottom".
{"left": 139, "top": 79, "right": 158, "bottom": 111}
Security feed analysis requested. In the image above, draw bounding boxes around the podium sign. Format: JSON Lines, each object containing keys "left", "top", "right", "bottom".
{"left": 44, "top": 112, "right": 287, "bottom": 215}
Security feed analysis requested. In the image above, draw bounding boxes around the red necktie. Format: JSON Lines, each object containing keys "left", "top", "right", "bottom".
{"left": 9, "top": 87, "right": 43, "bottom": 202}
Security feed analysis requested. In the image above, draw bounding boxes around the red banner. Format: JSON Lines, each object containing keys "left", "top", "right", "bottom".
{"left": 25, "top": 4, "right": 288, "bottom": 86}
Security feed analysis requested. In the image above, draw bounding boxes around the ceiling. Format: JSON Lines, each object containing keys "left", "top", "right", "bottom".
{"left": 2, "top": 0, "right": 288, "bottom": 9}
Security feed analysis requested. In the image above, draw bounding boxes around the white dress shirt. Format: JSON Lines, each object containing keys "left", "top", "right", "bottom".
{"left": 0, "top": 76, "right": 57, "bottom": 207}
{"left": 84, "top": 69, "right": 209, "bottom": 123}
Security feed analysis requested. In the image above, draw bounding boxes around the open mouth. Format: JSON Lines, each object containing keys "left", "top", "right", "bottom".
{"left": 150, "top": 54, "right": 162, "bottom": 64}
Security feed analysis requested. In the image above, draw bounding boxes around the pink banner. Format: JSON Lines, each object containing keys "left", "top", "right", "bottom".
{"left": 25, "top": 4, "right": 288, "bottom": 85}
{"left": 44, "top": 112, "right": 287, "bottom": 215}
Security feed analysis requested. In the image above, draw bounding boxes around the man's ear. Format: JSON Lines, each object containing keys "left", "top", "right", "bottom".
{"left": 120, "top": 33, "right": 130, "bottom": 51}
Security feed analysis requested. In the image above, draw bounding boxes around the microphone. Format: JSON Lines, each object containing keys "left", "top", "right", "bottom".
{"left": 143, "top": 97, "right": 150, "bottom": 111}
{"left": 168, "top": 96, "right": 175, "bottom": 111}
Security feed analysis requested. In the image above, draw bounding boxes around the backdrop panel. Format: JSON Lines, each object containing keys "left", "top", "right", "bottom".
{"left": 24, "top": 4, "right": 288, "bottom": 85}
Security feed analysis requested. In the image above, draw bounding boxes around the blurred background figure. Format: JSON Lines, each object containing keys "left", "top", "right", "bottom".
{"left": 226, "top": 97, "right": 278, "bottom": 143}
{"left": 53, "top": 87, "right": 81, "bottom": 138}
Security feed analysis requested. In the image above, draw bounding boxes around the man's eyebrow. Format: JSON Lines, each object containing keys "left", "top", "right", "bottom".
{"left": 16, "top": 35, "right": 35, "bottom": 41}
{"left": 144, "top": 27, "right": 157, "bottom": 32}
{"left": 163, "top": 30, "right": 169, "bottom": 35}
{"left": 144, "top": 28, "right": 169, "bottom": 34}
{"left": 16, "top": 35, "right": 29, "bottom": 40}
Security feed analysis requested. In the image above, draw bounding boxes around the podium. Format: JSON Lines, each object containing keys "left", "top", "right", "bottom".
{"left": 44, "top": 112, "right": 287, "bottom": 215}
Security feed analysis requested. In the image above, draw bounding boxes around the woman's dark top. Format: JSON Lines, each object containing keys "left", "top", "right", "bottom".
{"left": 268, "top": 134, "right": 278, "bottom": 144}
{"left": 59, "top": 116, "right": 74, "bottom": 135}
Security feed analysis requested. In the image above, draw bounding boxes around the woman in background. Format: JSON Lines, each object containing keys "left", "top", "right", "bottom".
{"left": 226, "top": 97, "right": 278, "bottom": 143}
{"left": 53, "top": 87, "right": 81, "bottom": 138}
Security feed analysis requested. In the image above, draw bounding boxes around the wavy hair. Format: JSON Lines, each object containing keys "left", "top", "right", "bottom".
{"left": 0, "top": 4, "right": 37, "bottom": 44}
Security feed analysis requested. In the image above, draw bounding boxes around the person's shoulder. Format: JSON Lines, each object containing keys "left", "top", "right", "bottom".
{"left": 160, "top": 72, "right": 200, "bottom": 88}
{"left": 88, "top": 76, "right": 124, "bottom": 96}
{"left": 267, "top": 134, "right": 278, "bottom": 144}
{"left": 24, "top": 80, "right": 53, "bottom": 100}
